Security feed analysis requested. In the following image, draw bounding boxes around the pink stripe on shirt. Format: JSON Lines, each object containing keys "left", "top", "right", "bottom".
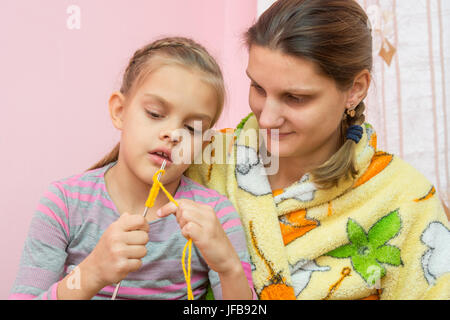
{"left": 43, "top": 189, "right": 69, "bottom": 234}
{"left": 65, "top": 191, "right": 116, "bottom": 211}
{"left": 222, "top": 218, "right": 242, "bottom": 231}
{"left": 8, "top": 293, "right": 37, "bottom": 300}
{"left": 62, "top": 179, "right": 107, "bottom": 192}
{"left": 36, "top": 203, "right": 70, "bottom": 237}
{"left": 175, "top": 189, "right": 221, "bottom": 202}
{"left": 102, "top": 274, "right": 204, "bottom": 298}
{"left": 215, "top": 205, "right": 236, "bottom": 219}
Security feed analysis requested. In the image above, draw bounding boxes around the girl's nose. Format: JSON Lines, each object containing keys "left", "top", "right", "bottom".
{"left": 159, "top": 128, "right": 183, "bottom": 145}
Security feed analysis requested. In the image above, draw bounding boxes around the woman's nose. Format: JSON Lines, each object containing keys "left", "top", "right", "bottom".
{"left": 258, "top": 98, "right": 284, "bottom": 129}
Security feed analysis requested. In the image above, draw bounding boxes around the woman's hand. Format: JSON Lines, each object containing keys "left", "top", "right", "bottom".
{"left": 84, "top": 212, "right": 150, "bottom": 287}
{"left": 157, "top": 199, "right": 241, "bottom": 275}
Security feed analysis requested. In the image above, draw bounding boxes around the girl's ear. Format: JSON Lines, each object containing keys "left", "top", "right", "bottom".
{"left": 108, "top": 91, "right": 127, "bottom": 130}
{"left": 346, "top": 69, "right": 371, "bottom": 109}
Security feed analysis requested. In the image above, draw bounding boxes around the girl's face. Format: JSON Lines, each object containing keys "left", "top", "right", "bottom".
{"left": 111, "top": 63, "right": 218, "bottom": 184}
{"left": 246, "top": 45, "right": 350, "bottom": 161}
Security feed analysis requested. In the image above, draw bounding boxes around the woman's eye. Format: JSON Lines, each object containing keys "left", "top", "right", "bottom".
{"left": 251, "top": 83, "right": 265, "bottom": 95}
{"left": 286, "top": 95, "right": 305, "bottom": 104}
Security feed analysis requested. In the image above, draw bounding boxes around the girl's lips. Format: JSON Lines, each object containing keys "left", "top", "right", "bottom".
{"left": 148, "top": 152, "right": 173, "bottom": 167}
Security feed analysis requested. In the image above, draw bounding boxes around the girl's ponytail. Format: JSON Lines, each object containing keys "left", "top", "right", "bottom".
{"left": 86, "top": 142, "right": 120, "bottom": 171}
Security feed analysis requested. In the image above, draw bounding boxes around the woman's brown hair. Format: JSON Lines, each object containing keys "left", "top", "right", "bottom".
{"left": 245, "top": 0, "right": 373, "bottom": 189}
{"left": 87, "top": 37, "right": 225, "bottom": 171}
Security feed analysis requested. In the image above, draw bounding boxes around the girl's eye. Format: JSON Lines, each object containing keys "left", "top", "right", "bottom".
{"left": 146, "top": 110, "right": 162, "bottom": 119}
{"left": 185, "top": 125, "right": 201, "bottom": 135}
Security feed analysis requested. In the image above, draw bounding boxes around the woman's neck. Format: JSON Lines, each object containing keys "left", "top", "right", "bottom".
{"left": 267, "top": 133, "right": 341, "bottom": 191}
{"left": 104, "top": 158, "right": 180, "bottom": 219}
{"left": 267, "top": 156, "right": 310, "bottom": 191}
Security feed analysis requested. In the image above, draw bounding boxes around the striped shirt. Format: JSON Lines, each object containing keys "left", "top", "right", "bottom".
{"left": 9, "top": 161, "right": 255, "bottom": 300}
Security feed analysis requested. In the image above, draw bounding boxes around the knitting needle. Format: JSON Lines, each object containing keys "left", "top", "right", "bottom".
{"left": 111, "top": 160, "right": 167, "bottom": 300}
{"left": 142, "top": 160, "right": 166, "bottom": 219}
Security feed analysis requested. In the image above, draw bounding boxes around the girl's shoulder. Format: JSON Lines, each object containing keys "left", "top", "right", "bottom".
{"left": 47, "top": 161, "right": 115, "bottom": 202}
{"left": 178, "top": 174, "right": 229, "bottom": 204}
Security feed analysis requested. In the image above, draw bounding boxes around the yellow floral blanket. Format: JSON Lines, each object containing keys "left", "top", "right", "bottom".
{"left": 186, "top": 113, "right": 450, "bottom": 300}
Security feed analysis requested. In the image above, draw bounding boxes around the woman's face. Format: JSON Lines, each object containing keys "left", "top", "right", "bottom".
{"left": 246, "top": 45, "right": 349, "bottom": 161}
{"left": 110, "top": 63, "right": 218, "bottom": 185}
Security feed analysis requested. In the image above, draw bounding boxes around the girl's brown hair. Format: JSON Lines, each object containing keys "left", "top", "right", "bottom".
{"left": 87, "top": 37, "right": 225, "bottom": 171}
{"left": 244, "top": 0, "right": 373, "bottom": 189}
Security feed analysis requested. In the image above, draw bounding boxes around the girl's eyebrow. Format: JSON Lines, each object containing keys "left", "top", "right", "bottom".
{"left": 142, "top": 93, "right": 171, "bottom": 108}
{"left": 143, "top": 93, "right": 212, "bottom": 122}
{"left": 186, "top": 113, "right": 212, "bottom": 123}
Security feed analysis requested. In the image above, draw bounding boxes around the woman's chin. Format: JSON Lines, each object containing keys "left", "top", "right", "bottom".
{"left": 265, "top": 137, "right": 301, "bottom": 158}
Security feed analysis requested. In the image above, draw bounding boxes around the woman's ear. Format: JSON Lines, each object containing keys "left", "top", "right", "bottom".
{"left": 346, "top": 69, "right": 371, "bottom": 109}
{"left": 108, "top": 91, "right": 127, "bottom": 130}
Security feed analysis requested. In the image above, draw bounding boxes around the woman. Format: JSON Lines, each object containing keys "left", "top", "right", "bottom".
{"left": 185, "top": 0, "right": 450, "bottom": 299}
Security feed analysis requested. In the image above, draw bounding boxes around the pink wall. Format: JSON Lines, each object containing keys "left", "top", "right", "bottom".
{"left": 0, "top": 0, "right": 257, "bottom": 299}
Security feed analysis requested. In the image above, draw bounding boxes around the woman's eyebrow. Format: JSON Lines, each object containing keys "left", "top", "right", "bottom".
{"left": 246, "top": 69, "right": 317, "bottom": 95}
{"left": 245, "top": 70, "right": 258, "bottom": 84}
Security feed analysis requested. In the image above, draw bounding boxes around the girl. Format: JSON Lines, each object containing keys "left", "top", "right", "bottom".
{"left": 9, "top": 37, "right": 255, "bottom": 300}
{"left": 185, "top": 0, "right": 450, "bottom": 299}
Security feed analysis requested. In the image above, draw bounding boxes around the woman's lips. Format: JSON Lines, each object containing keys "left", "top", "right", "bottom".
{"left": 266, "top": 129, "right": 294, "bottom": 139}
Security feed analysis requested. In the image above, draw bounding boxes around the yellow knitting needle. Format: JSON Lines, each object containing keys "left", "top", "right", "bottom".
{"left": 111, "top": 160, "right": 167, "bottom": 300}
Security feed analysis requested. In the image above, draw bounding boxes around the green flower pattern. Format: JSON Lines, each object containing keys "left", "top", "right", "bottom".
{"left": 326, "top": 210, "right": 402, "bottom": 286}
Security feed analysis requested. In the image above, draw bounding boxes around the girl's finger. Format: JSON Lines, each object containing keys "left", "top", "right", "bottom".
{"left": 156, "top": 201, "right": 178, "bottom": 218}
{"left": 180, "top": 221, "right": 203, "bottom": 241}
{"left": 127, "top": 259, "right": 143, "bottom": 273}
{"left": 121, "top": 213, "right": 149, "bottom": 232}
{"left": 126, "top": 245, "right": 148, "bottom": 259}
{"left": 177, "top": 206, "right": 206, "bottom": 229}
{"left": 124, "top": 230, "right": 149, "bottom": 245}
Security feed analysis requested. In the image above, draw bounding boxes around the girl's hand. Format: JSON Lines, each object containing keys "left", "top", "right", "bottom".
{"left": 157, "top": 199, "right": 241, "bottom": 275}
{"left": 84, "top": 212, "right": 149, "bottom": 287}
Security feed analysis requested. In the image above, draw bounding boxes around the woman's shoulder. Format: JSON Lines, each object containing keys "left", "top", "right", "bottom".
{"left": 387, "top": 152, "right": 434, "bottom": 188}
{"left": 356, "top": 148, "right": 443, "bottom": 210}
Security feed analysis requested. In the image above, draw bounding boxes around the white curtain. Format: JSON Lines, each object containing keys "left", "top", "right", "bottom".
{"left": 257, "top": 0, "right": 450, "bottom": 209}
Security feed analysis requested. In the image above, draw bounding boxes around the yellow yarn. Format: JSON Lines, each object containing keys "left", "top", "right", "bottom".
{"left": 182, "top": 239, "right": 194, "bottom": 300}
{"left": 145, "top": 169, "right": 194, "bottom": 300}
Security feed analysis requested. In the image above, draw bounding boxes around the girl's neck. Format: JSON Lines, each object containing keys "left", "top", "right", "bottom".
{"left": 104, "top": 158, "right": 180, "bottom": 221}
